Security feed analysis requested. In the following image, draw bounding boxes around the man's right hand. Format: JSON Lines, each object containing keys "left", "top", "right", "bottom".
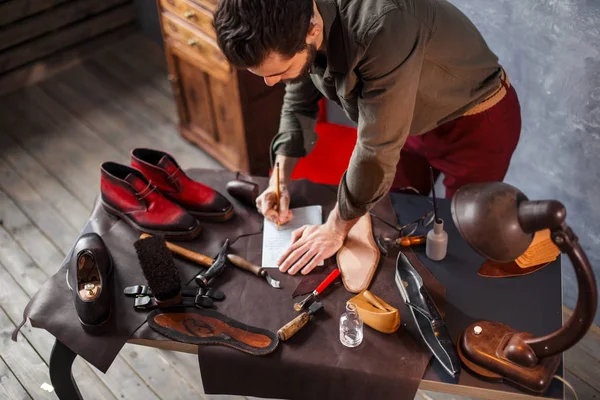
{"left": 255, "top": 154, "right": 299, "bottom": 225}
{"left": 256, "top": 183, "right": 293, "bottom": 225}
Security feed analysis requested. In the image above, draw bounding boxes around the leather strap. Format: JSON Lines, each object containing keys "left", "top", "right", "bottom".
{"left": 463, "top": 68, "right": 511, "bottom": 116}
{"left": 148, "top": 307, "right": 279, "bottom": 356}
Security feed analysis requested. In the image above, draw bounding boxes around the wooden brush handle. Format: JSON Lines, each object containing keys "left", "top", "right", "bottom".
{"left": 363, "top": 290, "right": 387, "bottom": 311}
{"left": 226, "top": 254, "right": 263, "bottom": 276}
{"left": 277, "top": 312, "right": 310, "bottom": 341}
{"left": 140, "top": 233, "right": 213, "bottom": 267}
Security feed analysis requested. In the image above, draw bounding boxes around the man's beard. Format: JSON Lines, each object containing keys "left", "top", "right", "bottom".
{"left": 282, "top": 44, "right": 318, "bottom": 85}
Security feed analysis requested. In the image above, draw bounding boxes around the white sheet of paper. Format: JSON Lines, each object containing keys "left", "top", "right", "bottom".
{"left": 261, "top": 205, "right": 323, "bottom": 268}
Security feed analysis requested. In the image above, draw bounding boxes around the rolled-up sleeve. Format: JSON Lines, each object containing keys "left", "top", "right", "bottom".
{"left": 338, "top": 10, "right": 428, "bottom": 220}
{"left": 271, "top": 76, "right": 323, "bottom": 164}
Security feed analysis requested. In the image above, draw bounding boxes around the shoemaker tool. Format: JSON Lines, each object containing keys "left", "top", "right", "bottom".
{"left": 277, "top": 301, "right": 324, "bottom": 341}
{"left": 194, "top": 239, "right": 229, "bottom": 287}
{"left": 131, "top": 235, "right": 224, "bottom": 309}
{"left": 293, "top": 268, "right": 340, "bottom": 311}
{"left": 395, "top": 251, "right": 460, "bottom": 378}
{"left": 139, "top": 233, "right": 281, "bottom": 288}
{"left": 226, "top": 254, "right": 281, "bottom": 288}
{"left": 376, "top": 235, "right": 427, "bottom": 256}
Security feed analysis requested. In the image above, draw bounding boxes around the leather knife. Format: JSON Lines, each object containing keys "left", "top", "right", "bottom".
{"left": 395, "top": 251, "right": 461, "bottom": 378}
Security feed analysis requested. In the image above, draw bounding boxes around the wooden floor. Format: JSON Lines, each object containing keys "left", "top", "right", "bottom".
{"left": 0, "top": 32, "right": 598, "bottom": 400}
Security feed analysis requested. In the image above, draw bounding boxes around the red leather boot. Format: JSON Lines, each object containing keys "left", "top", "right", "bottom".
{"left": 131, "top": 148, "right": 234, "bottom": 221}
{"left": 100, "top": 162, "right": 201, "bottom": 239}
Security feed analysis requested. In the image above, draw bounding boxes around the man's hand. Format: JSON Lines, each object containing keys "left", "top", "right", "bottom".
{"left": 255, "top": 183, "right": 293, "bottom": 225}
{"left": 255, "top": 154, "right": 299, "bottom": 225}
{"left": 278, "top": 205, "right": 358, "bottom": 275}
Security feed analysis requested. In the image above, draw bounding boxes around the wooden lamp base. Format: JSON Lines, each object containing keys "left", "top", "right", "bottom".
{"left": 458, "top": 321, "right": 561, "bottom": 395}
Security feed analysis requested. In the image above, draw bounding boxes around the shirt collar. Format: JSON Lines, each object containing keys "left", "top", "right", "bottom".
{"left": 315, "top": 0, "right": 349, "bottom": 75}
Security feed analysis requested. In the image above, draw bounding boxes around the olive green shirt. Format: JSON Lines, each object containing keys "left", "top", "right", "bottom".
{"left": 272, "top": 0, "right": 502, "bottom": 220}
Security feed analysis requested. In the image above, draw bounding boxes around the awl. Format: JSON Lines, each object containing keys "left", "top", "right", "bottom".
{"left": 278, "top": 301, "right": 324, "bottom": 341}
{"left": 227, "top": 254, "right": 281, "bottom": 288}
{"left": 294, "top": 268, "right": 340, "bottom": 311}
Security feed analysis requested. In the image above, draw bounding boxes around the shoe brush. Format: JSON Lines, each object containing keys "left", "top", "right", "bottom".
{"left": 134, "top": 235, "right": 182, "bottom": 307}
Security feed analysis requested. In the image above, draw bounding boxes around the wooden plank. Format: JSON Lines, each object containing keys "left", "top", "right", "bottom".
{"left": 0, "top": 188, "right": 67, "bottom": 276}
{"left": 0, "top": 4, "right": 135, "bottom": 73}
{"left": 112, "top": 33, "right": 174, "bottom": 96}
{"left": 0, "top": 158, "right": 80, "bottom": 253}
{"left": 0, "top": 132, "right": 90, "bottom": 230}
{"left": 0, "top": 101, "right": 100, "bottom": 207}
{"left": 0, "top": 0, "right": 70, "bottom": 26}
{"left": 0, "top": 25, "right": 136, "bottom": 97}
{"left": 119, "top": 343, "right": 205, "bottom": 400}
{"left": 86, "top": 51, "right": 178, "bottom": 123}
{"left": 40, "top": 64, "right": 221, "bottom": 171}
{"left": 0, "top": 356, "right": 32, "bottom": 400}
{"left": 0, "top": 0, "right": 130, "bottom": 52}
{"left": 0, "top": 307, "right": 59, "bottom": 400}
{"left": 157, "top": 351, "right": 207, "bottom": 396}
{"left": 564, "top": 370, "right": 599, "bottom": 400}
{"left": 0, "top": 260, "right": 158, "bottom": 400}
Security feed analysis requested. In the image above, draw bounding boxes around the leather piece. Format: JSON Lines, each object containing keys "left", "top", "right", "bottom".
{"left": 148, "top": 307, "right": 279, "bottom": 356}
{"left": 292, "top": 259, "right": 337, "bottom": 297}
{"left": 226, "top": 179, "right": 260, "bottom": 207}
{"left": 16, "top": 169, "right": 442, "bottom": 400}
{"left": 401, "top": 249, "right": 446, "bottom": 317}
{"left": 347, "top": 291, "right": 400, "bottom": 334}
{"left": 337, "top": 213, "right": 381, "bottom": 293}
{"left": 13, "top": 170, "right": 268, "bottom": 372}
{"left": 478, "top": 259, "right": 550, "bottom": 278}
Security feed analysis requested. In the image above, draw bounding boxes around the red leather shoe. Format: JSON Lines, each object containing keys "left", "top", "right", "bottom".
{"left": 131, "top": 148, "right": 234, "bottom": 221}
{"left": 100, "top": 162, "right": 201, "bottom": 239}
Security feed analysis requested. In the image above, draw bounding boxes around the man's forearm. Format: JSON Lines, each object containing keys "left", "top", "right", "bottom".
{"left": 269, "top": 154, "right": 299, "bottom": 186}
{"left": 325, "top": 203, "right": 359, "bottom": 237}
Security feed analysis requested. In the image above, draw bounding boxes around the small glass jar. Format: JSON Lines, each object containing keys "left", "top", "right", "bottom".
{"left": 339, "top": 302, "right": 363, "bottom": 347}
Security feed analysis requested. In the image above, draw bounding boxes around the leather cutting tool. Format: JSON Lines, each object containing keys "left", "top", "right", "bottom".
{"left": 278, "top": 301, "right": 324, "bottom": 341}
{"left": 294, "top": 268, "right": 340, "bottom": 311}
{"left": 395, "top": 251, "right": 460, "bottom": 378}
{"left": 195, "top": 239, "right": 229, "bottom": 287}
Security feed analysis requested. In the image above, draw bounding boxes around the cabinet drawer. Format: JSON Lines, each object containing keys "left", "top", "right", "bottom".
{"left": 162, "top": 12, "right": 229, "bottom": 80}
{"left": 190, "top": 0, "right": 217, "bottom": 12}
{"left": 159, "top": 0, "right": 215, "bottom": 40}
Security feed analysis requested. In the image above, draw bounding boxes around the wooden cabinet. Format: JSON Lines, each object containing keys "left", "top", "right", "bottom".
{"left": 157, "top": 0, "right": 285, "bottom": 176}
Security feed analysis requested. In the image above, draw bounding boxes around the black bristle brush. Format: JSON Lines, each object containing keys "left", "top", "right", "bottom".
{"left": 134, "top": 235, "right": 182, "bottom": 307}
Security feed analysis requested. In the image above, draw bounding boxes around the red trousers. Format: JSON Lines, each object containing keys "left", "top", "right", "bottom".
{"left": 391, "top": 84, "right": 521, "bottom": 198}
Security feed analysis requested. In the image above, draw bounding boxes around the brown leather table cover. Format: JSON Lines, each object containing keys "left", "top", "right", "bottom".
{"left": 15, "top": 169, "right": 438, "bottom": 399}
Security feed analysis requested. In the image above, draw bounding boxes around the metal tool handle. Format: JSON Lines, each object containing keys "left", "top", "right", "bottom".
{"left": 227, "top": 254, "right": 264, "bottom": 277}
{"left": 277, "top": 312, "right": 310, "bottom": 341}
{"left": 140, "top": 233, "right": 213, "bottom": 267}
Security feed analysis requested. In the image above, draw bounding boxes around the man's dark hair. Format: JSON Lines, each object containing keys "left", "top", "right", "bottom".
{"left": 213, "top": 0, "right": 314, "bottom": 68}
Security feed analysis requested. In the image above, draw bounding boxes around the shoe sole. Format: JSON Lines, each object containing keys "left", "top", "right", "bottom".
{"left": 189, "top": 205, "right": 235, "bottom": 222}
{"left": 101, "top": 202, "right": 202, "bottom": 240}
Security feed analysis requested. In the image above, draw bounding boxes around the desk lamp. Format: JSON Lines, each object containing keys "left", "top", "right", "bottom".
{"left": 450, "top": 182, "right": 597, "bottom": 395}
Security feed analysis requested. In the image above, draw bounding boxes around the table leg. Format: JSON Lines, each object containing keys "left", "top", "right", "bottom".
{"left": 49, "top": 339, "right": 83, "bottom": 400}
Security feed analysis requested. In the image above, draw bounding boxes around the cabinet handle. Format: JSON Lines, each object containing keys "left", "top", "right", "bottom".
{"left": 187, "top": 38, "right": 199, "bottom": 47}
{"left": 184, "top": 10, "right": 195, "bottom": 19}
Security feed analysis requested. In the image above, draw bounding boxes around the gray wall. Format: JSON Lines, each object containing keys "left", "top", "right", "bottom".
{"left": 330, "top": 0, "right": 600, "bottom": 324}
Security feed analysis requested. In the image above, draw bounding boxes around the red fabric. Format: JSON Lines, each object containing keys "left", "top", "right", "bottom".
{"left": 292, "top": 85, "right": 521, "bottom": 197}
{"left": 391, "top": 85, "right": 521, "bottom": 198}
{"left": 291, "top": 121, "right": 356, "bottom": 185}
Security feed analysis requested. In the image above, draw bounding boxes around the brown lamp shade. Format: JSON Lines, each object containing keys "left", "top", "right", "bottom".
{"left": 451, "top": 182, "right": 534, "bottom": 263}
